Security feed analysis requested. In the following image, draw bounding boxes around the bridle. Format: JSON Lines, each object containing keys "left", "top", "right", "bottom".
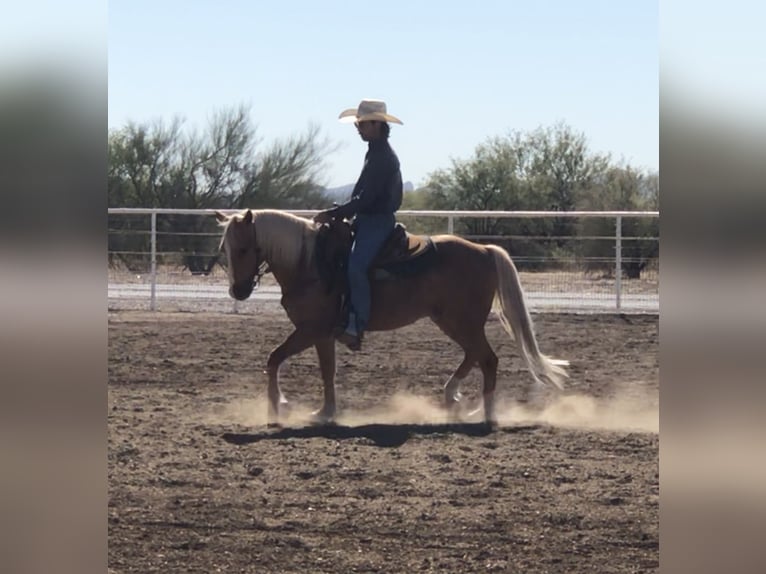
{"left": 249, "top": 220, "right": 271, "bottom": 289}
{"left": 223, "top": 216, "right": 270, "bottom": 290}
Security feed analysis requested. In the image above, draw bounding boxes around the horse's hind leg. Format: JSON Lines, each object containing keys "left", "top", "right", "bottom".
{"left": 477, "top": 340, "right": 499, "bottom": 425}
{"left": 456, "top": 335, "right": 499, "bottom": 425}
{"left": 433, "top": 318, "right": 498, "bottom": 425}
{"left": 451, "top": 334, "right": 498, "bottom": 425}
{"left": 444, "top": 354, "right": 474, "bottom": 414}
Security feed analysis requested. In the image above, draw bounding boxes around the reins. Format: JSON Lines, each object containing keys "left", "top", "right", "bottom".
{"left": 251, "top": 218, "right": 271, "bottom": 288}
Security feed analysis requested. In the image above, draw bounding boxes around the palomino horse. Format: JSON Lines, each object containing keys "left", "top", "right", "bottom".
{"left": 215, "top": 209, "right": 568, "bottom": 426}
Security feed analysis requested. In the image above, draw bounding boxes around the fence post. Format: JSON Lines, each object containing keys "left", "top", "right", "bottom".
{"left": 150, "top": 211, "right": 157, "bottom": 311}
{"left": 615, "top": 215, "right": 622, "bottom": 311}
{"left": 447, "top": 215, "right": 454, "bottom": 235}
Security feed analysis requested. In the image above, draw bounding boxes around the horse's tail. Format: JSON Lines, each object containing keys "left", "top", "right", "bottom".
{"left": 486, "top": 244, "right": 569, "bottom": 390}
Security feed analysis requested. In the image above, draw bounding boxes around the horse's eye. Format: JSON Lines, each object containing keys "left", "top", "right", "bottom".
{"left": 238, "top": 248, "right": 248, "bottom": 257}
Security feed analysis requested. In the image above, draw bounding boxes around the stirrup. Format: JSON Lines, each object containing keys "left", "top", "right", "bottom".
{"left": 336, "top": 329, "right": 362, "bottom": 351}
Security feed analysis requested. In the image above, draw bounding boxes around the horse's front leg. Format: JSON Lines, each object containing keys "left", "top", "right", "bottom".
{"left": 311, "top": 336, "right": 337, "bottom": 423}
{"left": 266, "top": 328, "right": 315, "bottom": 427}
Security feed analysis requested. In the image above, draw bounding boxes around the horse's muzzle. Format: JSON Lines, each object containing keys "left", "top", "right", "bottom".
{"left": 230, "top": 280, "right": 255, "bottom": 301}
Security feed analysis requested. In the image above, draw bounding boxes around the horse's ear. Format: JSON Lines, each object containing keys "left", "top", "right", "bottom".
{"left": 243, "top": 209, "right": 253, "bottom": 224}
{"left": 214, "top": 210, "right": 228, "bottom": 223}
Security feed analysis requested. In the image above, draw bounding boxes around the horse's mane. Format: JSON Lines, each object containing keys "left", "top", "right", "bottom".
{"left": 220, "top": 210, "right": 316, "bottom": 271}
{"left": 254, "top": 210, "right": 316, "bottom": 270}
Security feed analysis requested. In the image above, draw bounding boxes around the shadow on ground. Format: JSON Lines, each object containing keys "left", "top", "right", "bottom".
{"left": 221, "top": 422, "right": 542, "bottom": 448}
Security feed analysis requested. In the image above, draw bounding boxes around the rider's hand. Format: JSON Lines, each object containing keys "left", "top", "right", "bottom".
{"left": 313, "top": 209, "right": 337, "bottom": 225}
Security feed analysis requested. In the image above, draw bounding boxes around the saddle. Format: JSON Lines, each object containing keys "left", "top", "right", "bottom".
{"left": 315, "top": 220, "right": 437, "bottom": 293}
{"left": 373, "top": 222, "right": 434, "bottom": 268}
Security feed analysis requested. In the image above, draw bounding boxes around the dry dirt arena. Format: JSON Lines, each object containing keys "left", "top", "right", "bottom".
{"left": 108, "top": 308, "right": 658, "bottom": 573}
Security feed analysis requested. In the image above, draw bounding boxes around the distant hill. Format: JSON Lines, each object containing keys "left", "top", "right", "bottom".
{"left": 323, "top": 181, "right": 414, "bottom": 201}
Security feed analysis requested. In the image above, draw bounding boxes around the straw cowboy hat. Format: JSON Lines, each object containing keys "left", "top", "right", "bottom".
{"left": 338, "top": 99, "right": 403, "bottom": 125}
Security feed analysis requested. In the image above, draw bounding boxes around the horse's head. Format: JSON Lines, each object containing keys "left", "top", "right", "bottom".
{"left": 215, "top": 209, "right": 262, "bottom": 300}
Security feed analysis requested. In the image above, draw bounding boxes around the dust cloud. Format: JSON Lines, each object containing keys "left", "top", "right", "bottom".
{"left": 213, "top": 389, "right": 658, "bottom": 434}
{"left": 504, "top": 393, "right": 658, "bottom": 433}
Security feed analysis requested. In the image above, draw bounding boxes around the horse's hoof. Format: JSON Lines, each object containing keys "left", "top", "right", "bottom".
{"left": 483, "top": 419, "right": 499, "bottom": 431}
{"left": 310, "top": 419, "right": 337, "bottom": 428}
{"left": 309, "top": 411, "right": 336, "bottom": 426}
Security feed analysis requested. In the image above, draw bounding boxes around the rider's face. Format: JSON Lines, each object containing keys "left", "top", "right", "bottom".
{"left": 354, "top": 120, "right": 380, "bottom": 141}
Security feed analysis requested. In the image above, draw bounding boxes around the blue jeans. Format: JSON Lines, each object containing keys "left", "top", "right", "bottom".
{"left": 347, "top": 213, "right": 395, "bottom": 333}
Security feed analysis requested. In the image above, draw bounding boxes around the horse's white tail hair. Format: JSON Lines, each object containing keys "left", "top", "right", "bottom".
{"left": 487, "top": 244, "right": 569, "bottom": 390}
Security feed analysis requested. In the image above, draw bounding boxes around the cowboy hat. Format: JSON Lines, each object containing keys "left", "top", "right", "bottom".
{"left": 338, "top": 99, "right": 403, "bottom": 125}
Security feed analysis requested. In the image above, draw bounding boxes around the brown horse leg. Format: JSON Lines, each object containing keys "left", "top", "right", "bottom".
{"left": 312, "top": 336, "right": 337, "bottom": 423}
{"left": 266, "top": 328, "right": 316, "bottom": 426}
{"left": 444, "top": 354, "right": 474, "bottom": 414}
{"left": 455, "top": 336, "right": 498, "bottom": 425}
{"left": 477, "top": 342, "right": 500, "bottom": 425}
{"left": 432, "top": 315, "right": 498, "bottom": 424}
{"left": 433, "top": 316, "right": 498, "bottom": 424}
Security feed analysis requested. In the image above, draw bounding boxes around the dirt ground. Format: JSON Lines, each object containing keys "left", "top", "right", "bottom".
{"left": 108, "top": 309, "right": 658, "bottom": 573}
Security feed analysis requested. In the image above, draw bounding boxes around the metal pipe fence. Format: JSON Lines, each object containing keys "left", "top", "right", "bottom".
{"left": 107, "top": 209, "right": 659, "bottom": 314}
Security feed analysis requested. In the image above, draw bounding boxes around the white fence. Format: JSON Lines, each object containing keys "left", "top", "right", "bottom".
{"left": 107, "top": 209, "right": 658, "bottom": 314}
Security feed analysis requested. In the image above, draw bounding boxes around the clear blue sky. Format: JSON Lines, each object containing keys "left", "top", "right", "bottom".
{"left": 108, "top": 0, "right": 658, "bottom": 189}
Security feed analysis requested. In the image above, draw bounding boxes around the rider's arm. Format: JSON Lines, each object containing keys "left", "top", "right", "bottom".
{"left": 334, "top": 151, "right": 395, "bottom": 219}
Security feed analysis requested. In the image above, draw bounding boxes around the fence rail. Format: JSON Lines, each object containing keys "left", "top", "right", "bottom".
{"left": 107, "top": 209, "right": 659, "bottom": 314}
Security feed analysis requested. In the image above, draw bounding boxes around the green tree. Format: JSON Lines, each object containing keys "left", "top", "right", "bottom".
{"left": 518, "top": 123, "right": 611, "bottom": 253}
{"left": 424, "top": 138, "right": 532, "bottom": 236}
{"left": 399, "top": 186, "right": 444, "bottom": 234}
{"left": 108, "top": 104, "right": 334, "bottom": 273}
{"left": 236, "top": 123, "right": 335, "bottom": 209}
{"left": 578, "top": 165, "right": 659, "bottom": 278}
{"left": 419, "top": 122, "right": 611, "bottom": 268}
{"left": 108, "top": 117, "right": 190, "bottom": 271}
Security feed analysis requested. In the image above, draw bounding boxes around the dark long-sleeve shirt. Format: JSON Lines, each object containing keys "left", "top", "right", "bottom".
{"left": 334, "top": 139, "right": 403, "bottom": 219}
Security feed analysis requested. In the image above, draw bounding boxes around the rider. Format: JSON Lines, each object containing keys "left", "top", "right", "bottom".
{"left": 314, "top": 99, "right": 404, "bottom": 350}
